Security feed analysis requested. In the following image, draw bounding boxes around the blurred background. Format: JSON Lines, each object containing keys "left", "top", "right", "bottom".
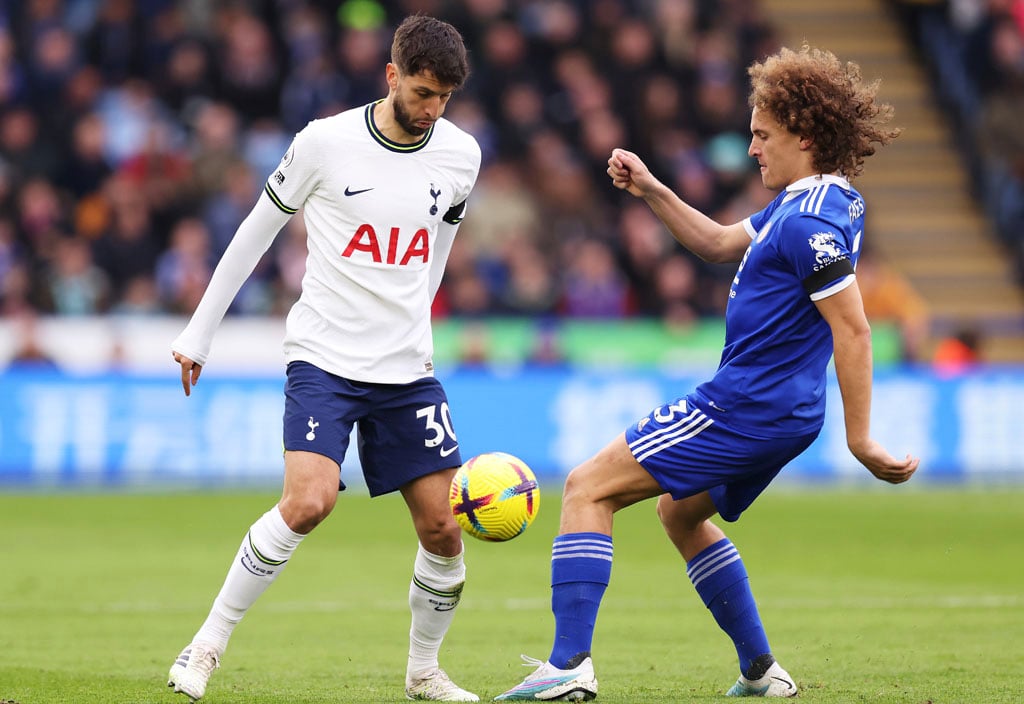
{"left": 0, "top": 0, "right": 1022, "bottom": 487}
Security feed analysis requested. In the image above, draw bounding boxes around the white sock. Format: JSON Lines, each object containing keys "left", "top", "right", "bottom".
{"left": 407, "top": 542, "right": 466, "bottom": 678}
{"left": 192, "top": 505, "right": 305, "bottom": 653}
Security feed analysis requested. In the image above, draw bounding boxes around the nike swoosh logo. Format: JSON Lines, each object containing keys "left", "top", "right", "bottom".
{"left": 344, "top": 186, "right": 374, "bottom": 196}
{"left": 439, "top": 445, "right": 459, "bottom": 458}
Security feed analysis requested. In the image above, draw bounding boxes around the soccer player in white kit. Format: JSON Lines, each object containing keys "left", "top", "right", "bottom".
{"left": 166, "top": 16, "right": 482, "bottom": 702}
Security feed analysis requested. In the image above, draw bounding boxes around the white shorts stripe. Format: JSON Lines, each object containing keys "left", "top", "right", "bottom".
{"left": 631, "top": 416, "right": 714, "bottom": 464}
{"left": 628, "top": 407, "right": 708, "bottom": 456}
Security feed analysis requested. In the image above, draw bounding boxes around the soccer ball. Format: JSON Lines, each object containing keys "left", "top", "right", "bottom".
{"left": 449, "top": 452, "right": 540, "bottom": 542}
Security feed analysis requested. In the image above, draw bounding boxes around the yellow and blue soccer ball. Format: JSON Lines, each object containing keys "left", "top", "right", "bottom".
{"left": 449, "top": 452, "right": 540, "bottom": 542}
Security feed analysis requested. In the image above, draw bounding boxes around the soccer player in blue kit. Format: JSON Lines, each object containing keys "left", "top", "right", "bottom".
{"left": 496, "top": 46, "right": 920, "bottom": 701}
{"left": 166, "top": 15, "right": 482, "bottom": 702}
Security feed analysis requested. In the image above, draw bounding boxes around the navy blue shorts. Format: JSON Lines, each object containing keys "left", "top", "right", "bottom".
{"left": 624, "top": 395, "right": 818, "bottom": 521}
{"left": 283, "top": 361, "right": 463, "bottom": 497}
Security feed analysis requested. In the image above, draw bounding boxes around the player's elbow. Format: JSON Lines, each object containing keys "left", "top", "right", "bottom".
{"left": 699, "top": 246, "right": 740, "bottom": 265}
{"left": 699, "top": 230, "right": 748, "bottom": 264}
{"left": 836, "top": 320, "right": 873, "bottom": 353}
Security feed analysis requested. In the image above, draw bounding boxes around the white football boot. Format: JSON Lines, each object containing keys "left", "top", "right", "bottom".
{"left": 494, "top": 655, "right": 597, "bottom": 701}
{"left": 726, "top": 661, "right": 797, "bottom": 697}
{"left": 168, "top": 643, "right": 221, "bottom": 701}
{"left": 405, "top": 667, "right": 480, "bottom": 701}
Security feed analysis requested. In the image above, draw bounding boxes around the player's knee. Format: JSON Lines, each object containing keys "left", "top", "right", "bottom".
{"left": 561, "top": 466, "right": 597, "bottom": 512}
{"left": 656, "top": 495, "right": 699, "bottom": 534}
{"left": 279, "top": 492, "right": 335, "bottom": 533}
{"left": 416, "top": 513, "right": 463, "bottom": 554}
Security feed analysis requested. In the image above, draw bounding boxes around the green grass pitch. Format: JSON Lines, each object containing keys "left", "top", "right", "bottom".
{"left": 1, "top": 486, "right": 1021, "bottom": 703}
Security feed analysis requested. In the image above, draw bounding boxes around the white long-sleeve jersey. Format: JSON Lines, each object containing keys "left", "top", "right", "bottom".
{"left": 172, "top": 102, "right": 482, "bottom": 383}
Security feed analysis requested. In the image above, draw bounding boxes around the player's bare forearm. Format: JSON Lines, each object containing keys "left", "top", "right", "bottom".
{"left": 833, "top": 325, "right": 874, "bottom": 449}
{"left": 607, "top": 148, "right": 747, "bottom": 263}
{"left": 819, "top": 285, "right": 920, "bottom": 483}
{"left": 834, "top": 346, "right": 918, "bottom": 482}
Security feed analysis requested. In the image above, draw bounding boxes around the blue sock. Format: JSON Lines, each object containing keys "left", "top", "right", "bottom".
{"left": 687, "top": 538, "right": 771, "bottom": 677}
{"left": 548, "top": 532, "right": 613, "bottom": 669}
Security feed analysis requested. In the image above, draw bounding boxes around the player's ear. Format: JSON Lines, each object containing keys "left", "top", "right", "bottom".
{"left": 799, "top": 136, "right": 814, "bottom": 151}
{"left": 385, "top": 63, "right": 399, "bottom": 92}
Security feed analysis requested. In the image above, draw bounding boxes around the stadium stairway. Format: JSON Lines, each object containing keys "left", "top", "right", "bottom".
{"left": 760, "top": 0, "right": 1024, "bottom": 362}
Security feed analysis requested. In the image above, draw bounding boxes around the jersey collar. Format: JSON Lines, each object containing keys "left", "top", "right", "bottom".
{"left": 364, "top": 101, "right": 434, "bottom": 153}
{"left": 785, "top": 173, "right": 851, "bottom": 193}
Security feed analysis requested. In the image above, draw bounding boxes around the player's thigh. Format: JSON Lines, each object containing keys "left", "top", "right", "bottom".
{"left": 282, "top": 360, "right": 362, "bottom": 472}
{"left": 358, "top": 377, "right": 463, "bottom": 497}
{"left": 280, "top": 450, "right": 343, "bottom": 530}
{"left": 564, "top": 433, "right": 664, "bottom": 511}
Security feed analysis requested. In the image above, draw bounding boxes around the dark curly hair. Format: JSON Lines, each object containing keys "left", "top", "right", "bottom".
{"left": 391, "top": 15, "right": 470, "bottom": 89}
{"left": 748, "top": 45, "right": 900, "bottom": 180}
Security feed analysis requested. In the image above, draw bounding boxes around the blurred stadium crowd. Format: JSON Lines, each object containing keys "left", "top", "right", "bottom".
{"left": 0, "top": 0, "right": 778, "bottom": 327}
{"left": 895, "top": 0, "right": 1024, "bottom": 284}
{"left": 0, "top": 0, "right": 1021, "bottom": 342}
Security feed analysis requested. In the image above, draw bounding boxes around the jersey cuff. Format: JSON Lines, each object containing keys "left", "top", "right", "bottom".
{"left": 264, "top": 183, "right": 298, "bottom": 214}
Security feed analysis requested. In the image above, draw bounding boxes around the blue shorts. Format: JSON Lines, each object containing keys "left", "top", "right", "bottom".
{"left": 624, "top": 395, "right": 818, "bottom": 522}
{"left": 283, "top": 361, "right": 463, "bottom": 497}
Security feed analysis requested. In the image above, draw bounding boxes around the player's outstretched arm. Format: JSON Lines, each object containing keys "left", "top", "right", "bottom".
{"left": 607, "top": 148, "right": 749, "bottom": 263}
{"left": 173, "top": 351, "right": 202, "bottom": 397}
{"left": 170, "top": 192, "right": 292, "bottom": 390}
{"left": 816, "top": 282, "right": 920, "bottom": 484}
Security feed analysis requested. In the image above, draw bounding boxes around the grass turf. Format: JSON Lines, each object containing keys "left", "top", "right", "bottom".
{"left": 0, "top": 486, "right": 1020, "bottom": 703}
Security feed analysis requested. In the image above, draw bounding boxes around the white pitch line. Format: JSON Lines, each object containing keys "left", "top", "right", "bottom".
{"left": 0, "top": 594, "right": 1019, "bottom": 614}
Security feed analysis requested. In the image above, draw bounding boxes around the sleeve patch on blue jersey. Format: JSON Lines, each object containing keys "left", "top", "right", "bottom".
{"left": 443, "top": 200, "right": 467, "bottom": 225}
{"left": 802, "top": 257, "right": 855, "bottom": 294}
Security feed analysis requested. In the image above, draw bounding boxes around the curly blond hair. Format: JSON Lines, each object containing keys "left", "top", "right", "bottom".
{"left": 748, "top": 45, "right": 900, "bottom": 179}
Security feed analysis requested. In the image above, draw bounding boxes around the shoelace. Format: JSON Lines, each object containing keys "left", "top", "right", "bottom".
{"left": 518, "top": 654, "right": 545, "bottom": 669}
{"left": 189, "top": 647, "right": 220, "bottom": 677}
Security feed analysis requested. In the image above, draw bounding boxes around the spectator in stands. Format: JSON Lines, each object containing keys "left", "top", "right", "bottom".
{"left": 155, "top": 217, "right": 213, "bottom": 315}
{"left": 43, "top": 236, "right": 110, "bottom": 315}
{"left": 0, "top": 105, "right": 60, "bottom": 181}
{"left": 59, "top": 111, "right": 113, "bottom": 200}
{"left": 560, "top": 237, "right": 633, "bottom": 317}
{"left": 499, "top": 240, "right": 560, "bottom": 316}
{"left": 91, "top": 176, "right": 162, "bottom": 299}
{"left": 933, "top": 326, "right": 982, "bottom": 376}
{"left": 653, "top": 253, "right": 700, "bottom": 327}
{"left": 5, "top": 309, "right": 58, "bottom": 369}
